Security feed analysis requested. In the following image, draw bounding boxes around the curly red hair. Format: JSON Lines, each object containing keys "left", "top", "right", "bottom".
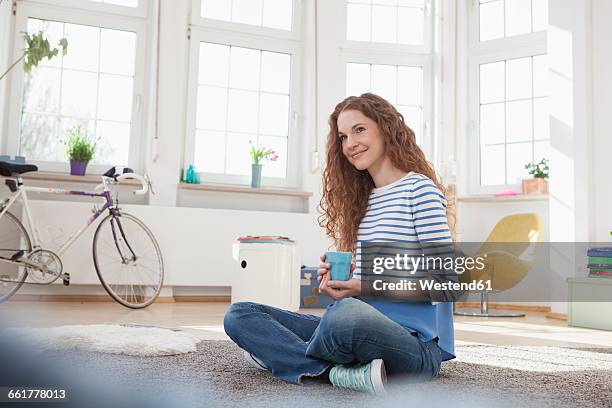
{"left": 318, "top": 93, "right": 453, "bottom": 252}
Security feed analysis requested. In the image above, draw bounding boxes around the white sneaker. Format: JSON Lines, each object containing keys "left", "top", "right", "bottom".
{"left": 243, "top": 350, "right": 269, "bottom": 371}
{"left": 329, "top": 358, "right": 387, "bottom": 396}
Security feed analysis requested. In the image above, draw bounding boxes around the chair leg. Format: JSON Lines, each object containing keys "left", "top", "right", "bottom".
{"left": 481, "top": 291, "right": 488, "bottom": 315}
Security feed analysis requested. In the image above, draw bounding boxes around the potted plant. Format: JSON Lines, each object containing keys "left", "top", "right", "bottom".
{"left": 249, "top": 142, "right": 278, "bottom": 188}
{"left": 65, "top": 125, "right": 96, "bottom": 176}
{"left": 522, "top": 158, "right": 549, "bottom": 195}
{"left": 0, "top": 30, "right": 67, "bottom": 81}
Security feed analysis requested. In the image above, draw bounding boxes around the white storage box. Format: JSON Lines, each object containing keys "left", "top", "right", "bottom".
{"left": 567, "top": 277, "right": 612, "bottom": 331}
{"left": 231, "top": 241, "right": 300, "bottom": 311}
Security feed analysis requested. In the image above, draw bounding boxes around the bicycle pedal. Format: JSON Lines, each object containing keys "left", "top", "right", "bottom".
{"left": 62, "top": 273, "right": 70, "bottom": 286}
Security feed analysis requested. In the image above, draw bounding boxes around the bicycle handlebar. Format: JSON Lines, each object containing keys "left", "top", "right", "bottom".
{"left": 94, "top": 173, "right": 149, "bottom": 195}
{"left": 117, "top": 173, "right": 148, "bottom": 195}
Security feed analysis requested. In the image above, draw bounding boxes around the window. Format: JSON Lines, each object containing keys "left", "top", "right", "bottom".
{"left": 201, "top": 0, "right": 293, "bottom": 31}
{"left": 6, "top": 1, "right": 147, "bottom": 172}
{"left": 20, "top": 18, "right": 136, "bottom": 166}
{"left": 479, "top": 0, "right": 548, "bottom": 42}
{"left": 346, "top": 0, "right": 426, "bottom": 45}
{"left": 194, "top": 43, "right": 291, "bottom": 178}
{"left": 346, "top": 62, "right": 424, "bottom": 145}
{"left": 187, "top": 1, "right": 300, "bottom": 187}
{"left": 479, "top": 55, "right": 548, "bottom": 185}
{"left": 338, "top": 0, "right": 433, "bottom": 155}
{"left": 89, "top": 0, "right": 138, "bottom": 7}
{"left": 468, "top": 0, "right": 547, "bottom": 193}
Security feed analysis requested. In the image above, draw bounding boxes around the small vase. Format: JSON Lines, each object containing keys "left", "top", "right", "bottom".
{"left": 185, "top": 165, "right": 195, "bottom": 183}
{"left": 251, "top": 163, "right": 263, "bottom": 188}
{"left": 70, "top": 160, "right": 88, "bottom": 176}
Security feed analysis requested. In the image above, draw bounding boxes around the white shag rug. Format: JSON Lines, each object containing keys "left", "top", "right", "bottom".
{"left": 1, "top": 324, "right": 201, "bottom": 357}
{"left": 456, "top": 344, "right": 612, "bottom": 372}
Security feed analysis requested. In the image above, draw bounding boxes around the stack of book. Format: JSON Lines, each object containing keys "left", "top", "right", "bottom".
{"left": 587, "top": 247, "right": 612, "bottom": 278}
{"left": 237, "top": 235, "right": 294, "bottom": 244}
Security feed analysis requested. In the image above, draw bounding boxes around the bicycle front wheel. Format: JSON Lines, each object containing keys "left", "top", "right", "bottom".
{"left": 0, "top": 211, "right": 31, "bottom": 303}
{"left": 93, "top": 211, "right": 164, "bottom": 309}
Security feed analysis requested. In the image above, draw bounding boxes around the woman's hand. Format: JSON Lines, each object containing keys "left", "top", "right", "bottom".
{"left": 317, "top": 254, "right": 360, "bottom": 300}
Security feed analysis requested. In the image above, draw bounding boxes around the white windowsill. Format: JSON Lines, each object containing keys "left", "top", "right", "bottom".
{"left": 178, "top": 182, "right": 313, "bottom": 198}
{"left": 13, "top": 171, "right": 140, "bottom": 186}
{"left": 457, "top": 194, "right": 549, "bottom": 203}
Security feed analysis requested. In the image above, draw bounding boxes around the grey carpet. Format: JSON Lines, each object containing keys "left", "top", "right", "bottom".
{"left": 36, "top": 340, "right": 612, "bottom": 408}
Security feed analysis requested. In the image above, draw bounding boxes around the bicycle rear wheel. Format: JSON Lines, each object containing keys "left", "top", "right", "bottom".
{"left": 0, "top": 211, "right": 31, "bottom": 302}
{"left": 93, "top": 211, "right": 164, "bottom": 309}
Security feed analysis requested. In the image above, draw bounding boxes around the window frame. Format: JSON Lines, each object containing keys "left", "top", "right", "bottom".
{"left": 344, "top": 0, "right": 434, "bottom": 55}
{"left": 467, "top": 1, "right": 547, "bottom": 195}
{"left": 192, "top": 0, "right": 302, "bottom": 41}
{"left": 5, "top": 0, "right": 148, "bottom": 174}
{"left": 341, "top": 50, "right": 433, "bottom": 157}
{"left": 17, "top": 0, "right": 148, "bottom": 18}
{"left": 333, "top": 0, "right": 435, "bottom": 159}
{"left": 185, "top": 2, "right": 302, "bottom": 188}
{"left": 469, "top": 0, "right": 546, "bottom": 51}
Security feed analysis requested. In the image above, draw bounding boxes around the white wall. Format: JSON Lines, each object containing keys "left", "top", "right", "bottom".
{"left": 145, "top": 0, "right": 186, "bottom": 208}
{"left": 548, "top": 0, "right": 592, "bottom": 245}
{"left": 15, "top": 199, "right": 332, "bottom": 296}
{"left": 546, "top": 0, "right": 612, "bottom": 315}
{"left": 0, "top": 0, "right": 13, "bottom": 153}
{"left": 548, "top": 0, "right": 585, "bottom": 316}
{"left": 591, "top": 0, "right": 612, "bottom": 242}
{"left": 177, "top": 190, "right": 308, "bottom": 213}
{"left": 457, "top": 199, "right": 550, "bottom": 242}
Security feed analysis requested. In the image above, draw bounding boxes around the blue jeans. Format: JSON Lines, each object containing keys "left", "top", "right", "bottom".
{"left": 223, "top": 297, "right": 443, "bottom": 385}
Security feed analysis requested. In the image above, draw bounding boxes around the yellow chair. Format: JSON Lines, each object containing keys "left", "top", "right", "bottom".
{"left": 454, "top": 213, "right": 543, "bottom": 317}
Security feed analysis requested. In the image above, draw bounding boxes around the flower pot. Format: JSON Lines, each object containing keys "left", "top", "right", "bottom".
{"left": 251, "top": 164, "right": 263, "bottom": 188}
{"left": 70, "top": 160, "right": 88, "bottom": 176}
{"left": 521, "top": 178, "right": 548, "bottom": 195}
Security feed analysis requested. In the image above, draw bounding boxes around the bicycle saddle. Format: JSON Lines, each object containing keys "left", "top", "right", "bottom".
{"left": 0, "top": 161, "right": 38, "bottom": 177}
{"left": 103, "top": 166, "right": 134, "bottom": 179}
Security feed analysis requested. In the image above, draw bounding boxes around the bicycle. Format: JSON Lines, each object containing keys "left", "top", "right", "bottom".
{"left": 0, "top": 161, "right": 164, "bottom": 309}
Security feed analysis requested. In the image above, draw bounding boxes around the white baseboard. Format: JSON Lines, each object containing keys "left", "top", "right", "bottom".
{"left": 14, "top": 284, "right": 229, "bottom": 298}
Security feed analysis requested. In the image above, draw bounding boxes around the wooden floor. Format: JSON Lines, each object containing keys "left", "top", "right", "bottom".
{"left": 2, "top": 301, "right": 612, "bottom": 348}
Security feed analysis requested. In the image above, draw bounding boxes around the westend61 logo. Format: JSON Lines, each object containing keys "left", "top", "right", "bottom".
{"left": 370, "top": 277, "right": 493, "bottom": 292}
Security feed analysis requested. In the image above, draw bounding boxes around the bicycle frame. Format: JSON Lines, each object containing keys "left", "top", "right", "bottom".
{"left": 0, "top": 178, "right": 114, "bottom": 256}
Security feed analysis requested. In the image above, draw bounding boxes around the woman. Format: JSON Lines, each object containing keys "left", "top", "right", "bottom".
{"left": 224, "top": 93, "right": 455, "bottom": 395}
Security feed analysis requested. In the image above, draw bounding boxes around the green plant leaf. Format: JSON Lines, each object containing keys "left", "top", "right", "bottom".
{"left": 21, "top": 31, "right": 68, "bottom": 75}
{"left": 525, "top": 157, "right": 549, "bottom": 179}
{"left": 65, "top": 125, "right": 96, "bottom": 163}
{"left": 58, "top": 38, "right": 68, "bottom": 56}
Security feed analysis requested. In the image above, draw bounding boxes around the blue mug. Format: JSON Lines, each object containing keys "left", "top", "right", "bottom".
{"left": 324, "top": 251, "right": 353, "bottom": 281}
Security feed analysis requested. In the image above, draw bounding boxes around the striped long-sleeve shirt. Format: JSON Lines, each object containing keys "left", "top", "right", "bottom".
{"left": 353, "top": 171, "right": 456, "bottom": 361}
